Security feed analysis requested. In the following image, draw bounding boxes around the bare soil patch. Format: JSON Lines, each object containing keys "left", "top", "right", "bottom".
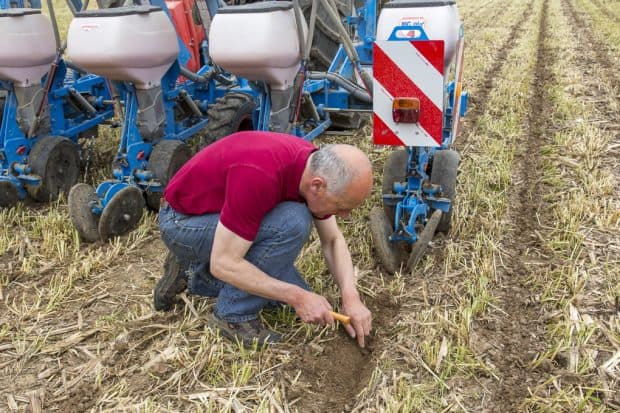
{"left": 291, "top": 291, "right": 400, "bottom": 412}
{"left": 470, "top": 0, "right": 558, "bottom": 410}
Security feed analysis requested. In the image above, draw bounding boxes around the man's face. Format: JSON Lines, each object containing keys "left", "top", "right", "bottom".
{"left": 306, "top": 180, "right": 365, "bottom": 219}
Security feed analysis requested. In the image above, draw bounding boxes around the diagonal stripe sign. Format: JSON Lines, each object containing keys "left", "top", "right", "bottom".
{"left": 373, "top": 40, "right": 445, "bottom": 147}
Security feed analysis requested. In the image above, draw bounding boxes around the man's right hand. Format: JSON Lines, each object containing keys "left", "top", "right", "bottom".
{"left": 291, "top": 290, "right": 334, "bottom": 325}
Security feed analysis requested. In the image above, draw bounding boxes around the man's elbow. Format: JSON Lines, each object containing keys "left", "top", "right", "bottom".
{"left": 209, "top": 256, "right": 236, "bottom": 283}
{"left": 209, "top": 258, "right": 227, "bottom": 282}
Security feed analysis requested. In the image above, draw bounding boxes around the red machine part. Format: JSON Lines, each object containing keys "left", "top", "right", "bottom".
{"left": 165, "top": 0, "right": 206, "bottom": 72}
{"left": 373, "top": 40, "right": 445, "bottom": 147}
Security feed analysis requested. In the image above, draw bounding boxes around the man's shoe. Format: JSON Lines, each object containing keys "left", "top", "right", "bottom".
{"left": 153, "top": 251, "right": 189, "bottom": 311}
{"left": 208, "top": 313, "right": 281, "bottom": 348}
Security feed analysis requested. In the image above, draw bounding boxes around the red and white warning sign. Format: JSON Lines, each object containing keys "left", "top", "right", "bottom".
{"left": 373, "top": 40, "right": 445, "bottom": 147}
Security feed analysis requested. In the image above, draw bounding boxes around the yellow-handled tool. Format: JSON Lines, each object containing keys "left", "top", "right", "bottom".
{"left": 330, "top": 311, "right": 351, "bottom": 325}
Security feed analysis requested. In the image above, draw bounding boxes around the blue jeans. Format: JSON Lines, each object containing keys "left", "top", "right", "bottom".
{"left": 159, "top": 202, "right": 313, "bottom": 322}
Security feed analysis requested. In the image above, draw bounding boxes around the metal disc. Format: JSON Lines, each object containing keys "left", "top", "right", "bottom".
{"left": 68, "top": 183, "right": 100, "bottom": 242}
{"left": 406, "top": 209, "right": 442, "bottom": 271}
{"left": 98, "top": 186, "right": 145, "bottom": 240}
{"left": 369, "top": 206, "right": 403, "bottom": 274}
{"left": 0, "top": 181, "right": 19, "bottom": 208}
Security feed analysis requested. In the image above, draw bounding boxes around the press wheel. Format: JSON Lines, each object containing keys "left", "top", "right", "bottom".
{"left": 382, "top": 149, "right": 408, "bottom": 221}
{"left": 430, "top": 150, "right": 460, "bottom": 233}
{"left": 145, "top": 140, "right": 192, "bottom": 211}
{"left": 98, "top": 186, "right": 145, "bottom": 240}
{"left": 406, "top": 209, "right": 442, "bottom": 271}
{"left": 68, "top": 183, "right": 100, "bottom": 242}
{"left": 0, "top": 181, "right": 19, "bottom": 208}
{"left": 26, "top": 136, "right": 80, "bottom": 202}
{"left": 369, "top": 206, "right": 403, "bottom": 274}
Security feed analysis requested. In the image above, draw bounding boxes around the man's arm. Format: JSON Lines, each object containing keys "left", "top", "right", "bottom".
{"left": 209, "top": 222, "right": 334, "bottom": 325}
{"left": 314, "top": 217, "right": 372, "bottom": 347}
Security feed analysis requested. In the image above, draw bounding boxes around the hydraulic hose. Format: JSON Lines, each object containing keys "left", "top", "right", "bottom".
{"left": 306, "top": 71, "right": 372, "bottom": 103}
{"left": 179, "top": 66, "right": 213, "bottom": 83}
{"left": 319, "top": 0, "right": 373, "bottom": 96}
{"left": 292, "top": 0, "right": 307, "bottom": 63}
{"left": 304, "top": 0, "right": 319, "bottom": 62}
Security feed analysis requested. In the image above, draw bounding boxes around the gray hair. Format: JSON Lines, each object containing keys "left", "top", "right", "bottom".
{"left": 309, "top": 145, "right": 355, "bottom": 195}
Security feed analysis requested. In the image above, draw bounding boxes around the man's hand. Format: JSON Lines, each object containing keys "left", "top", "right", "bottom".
{"left": 291, "top": 290, "right": 334, "bottom": 325}
{"left": 342, "top": 297, "right": 372, "bottom": 347}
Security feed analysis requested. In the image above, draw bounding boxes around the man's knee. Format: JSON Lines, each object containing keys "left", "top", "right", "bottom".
{"left": 274, "top": 202, "right": 312, "bottom": 239}
{"left": 259, "top": 202, "right": 312, "bottom": 244}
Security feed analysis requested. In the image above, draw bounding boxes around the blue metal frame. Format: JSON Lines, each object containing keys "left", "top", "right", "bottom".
{"left": 377, "top": 23, "right": 468, "bottom": 245}
{"left": 285, "top": 0, "right": 377, "bottom": 140}
{"left": 0, "top": 1, "right": 114, "bottom": 201}
{"left": 283, "top": 0, "right": 469, "bottom": 245}
{"left": 0, "top": 0, "right": 40, "bottom": 7}
{"left": 86, "top": 0, "right": 258, "bottom": 213}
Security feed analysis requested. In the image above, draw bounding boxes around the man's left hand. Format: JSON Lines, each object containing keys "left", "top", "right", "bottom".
{"left": 342, "top": 297, "right": 372, "bottom": 348}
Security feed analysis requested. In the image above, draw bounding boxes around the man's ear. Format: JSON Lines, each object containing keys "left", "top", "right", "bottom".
{"left": 310, "top": 177, "right": 325, "bottom": 193}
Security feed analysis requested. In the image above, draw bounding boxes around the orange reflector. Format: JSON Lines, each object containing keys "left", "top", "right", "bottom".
{"left": 392, "top": 98, "right": 420, "bottom": 123}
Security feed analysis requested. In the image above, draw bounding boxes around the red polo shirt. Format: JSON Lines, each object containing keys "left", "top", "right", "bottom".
{"left": 163, "top": 131, "right": 316, "bottom": 241}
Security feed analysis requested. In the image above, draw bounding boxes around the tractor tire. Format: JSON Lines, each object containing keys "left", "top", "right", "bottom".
{"left": 26, "top": 136, "right": 81, "bottom": 202}
{"left": 201, "top": 92, "right": 255, "bottom": 147}
{"left": 381, "top": 149, "right": 408, "bottom": 221}
{"left": 299, "top": 0, "right": 363, "bottom": 71}
{"left": 145, "top": 140, "right": 192, "bottom": 211}
{"left": 430, "top": 150, "right": 459, "bottom": 233}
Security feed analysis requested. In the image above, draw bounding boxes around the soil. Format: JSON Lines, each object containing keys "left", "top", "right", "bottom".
{"left": 469, "top": 1, "right": 555, "bottom": 410}
{"left": 2, "top": 0, "right": 618, "bottom": 411}
{"left": 291, "top": 291, "right": 400, "bottom": 413}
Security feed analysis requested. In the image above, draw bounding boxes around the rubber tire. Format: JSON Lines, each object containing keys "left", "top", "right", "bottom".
{"left": 304, "top": 0, "right": 371, "bottom": 128}
{"left": 406, "top": 209, "right": 442, "bottom": 271}
{"left": 430, "top": 150, "right": 460, "bottom": 233}
{"left": 145, "top": 140, "right": 192, "bottom": 211}
{"left": 201, "top": 93, "right": 255, "bottom": 147}
{"left": 68, "top": 183, "right": 100, "bottom": 243}
{"left": 26, "top": 136, "right": 81, "bottom": 202}
{"left": 369, "top": 206, "right": 403, "bottom": 274}
{"left": 382, "top": 149, "right": 408, "bottom": 221}
{"left": 299, "top": 0, "right": 363, "bottom": 71}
